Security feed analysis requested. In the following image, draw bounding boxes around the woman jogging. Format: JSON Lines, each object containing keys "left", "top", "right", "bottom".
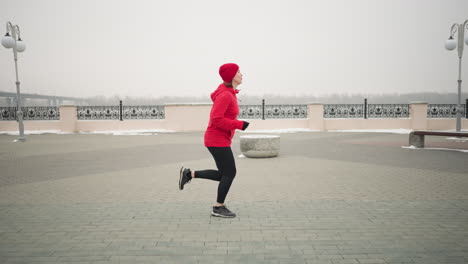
{"left": 179, "top": 63, "right": 249, "bottom": 218}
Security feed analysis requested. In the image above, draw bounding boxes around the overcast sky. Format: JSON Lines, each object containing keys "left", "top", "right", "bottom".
{"left": 1, "top": 0, "right": 468, "bottom": 99}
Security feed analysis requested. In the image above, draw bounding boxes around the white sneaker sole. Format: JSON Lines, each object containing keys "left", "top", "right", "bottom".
{"left": 179, "top": 166, "right": 184, "bottom": 190}
{"left": 211, "top": 211, "right": 236, "bottom": 218}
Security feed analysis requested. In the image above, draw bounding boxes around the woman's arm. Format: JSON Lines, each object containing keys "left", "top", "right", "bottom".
{"left": 210, "top": 92, "right": 244, "bottom": 131}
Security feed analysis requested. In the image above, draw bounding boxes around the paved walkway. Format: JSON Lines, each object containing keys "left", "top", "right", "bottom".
{"left": 0, "top": 132, "right": 467, "bottom": 264}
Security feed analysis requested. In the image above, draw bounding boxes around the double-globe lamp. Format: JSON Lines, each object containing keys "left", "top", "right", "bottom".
{"left": 1, "top": 21, "right": 26, "bottom": 142}
{"left": 445, "top": 20, "right": 468, "bottom": 132}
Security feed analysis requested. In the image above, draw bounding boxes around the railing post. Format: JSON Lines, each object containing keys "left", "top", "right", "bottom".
{"left": 364, "top": 98, "right": 367, "bottom": 119}
{"left": 410, "top": 101, "right": 428, "bottom": 130}
{"left": 119, "top": 100, "right": 123, "bottom": 121}
{"left": 59, "top": 105, "right": 77, "bottom": 133}
{"left": 466, "top": 98, "right": 468, "bottom": 119}
{"left": 262, "top": 99, "right": 265, "bottom": 120}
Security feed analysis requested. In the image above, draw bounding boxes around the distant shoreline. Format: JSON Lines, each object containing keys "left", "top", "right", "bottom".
{"left": 1, "top": 92, "right": 466, "bottom": 106}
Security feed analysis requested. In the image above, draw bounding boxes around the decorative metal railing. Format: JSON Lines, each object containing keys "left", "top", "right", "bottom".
{"left": 239, "top": 105, "right": 308, "bottom": 119}
{"left": 77, "top": 105, "right": 165, "bottom": 120}
{"left": 2, "top": 102, "right": 467, "bottom": 122}
{"left": 367, "top": 104, "right": 410, "bottom": 118}
{"left": 266, "top": 105, "right": 308, "bottom": 119}
{"left": 324, "top": 104, "right": 364, "bottom": 118}
{"left": 324, "top": 104, "right": 409, "bottom": 118}
{"left": 77, "top": 106, "right": 120, "bottom": 120}
{"left": 123, "top": 106, "right": 165, "bottom": 119}
{"left": 427, "top": 104, "right": 466, "bottom": 118}
{"left": 239, "top": 105, "right": 262, "bottom": 119}
{"left": 0, "top": 107, "right": 16, "bottom": 121}
{"left": 0, "top": 106, "right": 60, "bottom": 121}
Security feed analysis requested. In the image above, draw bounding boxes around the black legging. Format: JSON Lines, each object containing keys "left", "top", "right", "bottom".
{"left": 194, "top": 147, "right": 236, "bottom": 204}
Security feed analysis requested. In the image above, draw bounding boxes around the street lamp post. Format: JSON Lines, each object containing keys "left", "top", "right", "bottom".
{"left": 445, "top": 19, "right": 468, "bottom": 132}
{"left": 1, "top": 21, "right": 26, "bottom": 142}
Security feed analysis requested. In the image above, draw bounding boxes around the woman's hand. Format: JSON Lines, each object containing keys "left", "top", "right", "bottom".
{"left": 242, "top": 121, "right": 250, "bottom": 131}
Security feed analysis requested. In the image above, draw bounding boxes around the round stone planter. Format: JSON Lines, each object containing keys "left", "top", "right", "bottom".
{"left": 240, "top": 135, "right": 280, "bottom": 158}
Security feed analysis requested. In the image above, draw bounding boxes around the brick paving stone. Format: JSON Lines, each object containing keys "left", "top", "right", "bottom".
{"left": 1, "top": 132, "right": 467, "bottom": 263}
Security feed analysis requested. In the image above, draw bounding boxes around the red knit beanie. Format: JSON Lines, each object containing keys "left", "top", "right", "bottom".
{"left": 219, "top": 63, "right": 239, "bottom": 83}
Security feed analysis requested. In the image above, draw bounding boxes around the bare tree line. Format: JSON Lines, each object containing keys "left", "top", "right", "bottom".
{"left": 83, "top": 92, "right": 468, "bottom": 106}
{"left": 1, "top": 92, "right": 467, "bottom": 107}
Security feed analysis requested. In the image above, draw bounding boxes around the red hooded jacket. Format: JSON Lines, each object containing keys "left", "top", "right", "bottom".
{"left": 204, "top": 83, "right": 245, "bottom": 147}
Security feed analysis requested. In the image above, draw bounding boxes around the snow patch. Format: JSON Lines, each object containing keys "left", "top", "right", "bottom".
{"left": 241, "top": 128, "right": 318, "bottom": 134}
{"left": 240, "top": 135, "right": 280, "bottom": 139}
{"left": 330, "top": 129, "right": 412, "bottom": 134}
{"left": 446, "top": 137, "right": 468, "bottom": 142}
{"left": 402, "top": 146, "right": 418, "bottom": 150}
{"left": 79, "top": 129, "right": 174, "bottom": 136}
{"left": 0, "top": 129, "right": 174, "bottom": 136}
{"left": 402, "top": 146, "right": 468, "bottom": 153}
{"left": 0, "top": 130, "right": 72, "bottom": 135}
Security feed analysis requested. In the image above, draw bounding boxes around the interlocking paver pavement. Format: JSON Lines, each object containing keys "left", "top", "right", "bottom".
{"left": 0, "top": 132, "right": 467, "bottom": 264}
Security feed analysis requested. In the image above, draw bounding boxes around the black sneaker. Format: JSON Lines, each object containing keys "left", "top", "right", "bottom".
{"left": 211, "top": 206, "right": 236, "bottom": 218}
{"left": 179, "top": 166, "right": 192, "bottom": 190}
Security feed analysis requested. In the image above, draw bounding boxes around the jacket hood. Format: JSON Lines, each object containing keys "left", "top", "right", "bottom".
{"left": 210, "top": 83, "right": 239, "bottom": 102}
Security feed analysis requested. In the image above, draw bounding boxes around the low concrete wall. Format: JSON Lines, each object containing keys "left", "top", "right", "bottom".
{"left": 60, "top": 105, "right": 77, "bottom": 132}
{"left": 324, "top": 118, "right": 412, "bottom": 131}
{"left": 428, "top": 119, "right": 468, "bottom": 131}
{"left": 1, "top": 103, "right": 467, "bottom": 133}
{"left": 245, "top": 119, "right": 309, "bottom": 131}
{"left": 308, "top": 104, "right": 324, "bottom": 131}
{"left": 410, "top": 102, "right": 428, "bottom": 130}
{"left": 76, "top": 120, "right": 168, "bottom": 132}
{"left": 0, "top": 120, "right": 61, "bottom": 131}
{"left": 164, "top": 104, "right": 211, "bottom": 131}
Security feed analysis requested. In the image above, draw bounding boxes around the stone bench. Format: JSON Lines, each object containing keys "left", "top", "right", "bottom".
{"left": 240, "top": 135, "right": 280, "bottom": 158}
{"left": 409, "top": 131, "right": 468, "bottom": 148}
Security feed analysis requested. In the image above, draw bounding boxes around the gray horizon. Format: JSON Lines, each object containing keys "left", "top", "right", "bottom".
{"left": 1, "top": 0, "right": 468, "bottom": 99}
